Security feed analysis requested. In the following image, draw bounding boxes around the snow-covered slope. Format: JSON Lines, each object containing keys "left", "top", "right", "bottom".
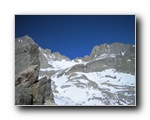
{"left": 41, "top": 59, "right": 84, "bottom": 71}
{"left": 38, "top": 42, "right": 135, "bottom": 106}
{"left": 51, "top": 69, "right": 135, "bottom": 105}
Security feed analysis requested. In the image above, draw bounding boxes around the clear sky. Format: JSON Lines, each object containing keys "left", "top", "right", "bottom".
{"left": 15, "top": 15, "right": 135, "bottom": 59}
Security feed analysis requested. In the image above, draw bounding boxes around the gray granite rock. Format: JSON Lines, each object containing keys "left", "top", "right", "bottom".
{"left": 15, "top": 35, "right": 40, "bottom": 76}
{"left": 15, "top": 65, "right": 39, "bottom": 87}
{"left": 31, "top": 77, "right": 55, "bottom": 105}
{"left": 15, "top": 35, "right": 55, "bottom": 105}
{"left": 65, "top": 64, "right": 84, "bottom": 75}
{"left": 15, "top": 85, "right": 32, "bottom": 105}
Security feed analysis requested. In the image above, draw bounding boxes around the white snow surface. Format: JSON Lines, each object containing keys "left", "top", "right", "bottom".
{"left": 127, "top": 59, "right": 131, "bottom": 61}
{"left": 41, "top": 59, "right": 86, "bottom": 71}
{"left": 121, "top": 51, "right": 126, "bottom": 56}
{"left": 49, "top": 59, "right": 83, "bottom": 70}
{"left": 96, "top": 53, "right": 117, "bottom": 60}
{"left": 51, "top": 68, "right": 135, "bottom": 105}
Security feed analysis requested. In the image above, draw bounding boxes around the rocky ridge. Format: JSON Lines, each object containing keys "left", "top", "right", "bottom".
{"left": 39, "top": 42, "right": 135, "bottom": 78}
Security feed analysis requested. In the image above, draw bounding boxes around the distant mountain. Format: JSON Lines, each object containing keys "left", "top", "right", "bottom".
{"left": 15, "top": 35, "right": 135, "bottom": 106}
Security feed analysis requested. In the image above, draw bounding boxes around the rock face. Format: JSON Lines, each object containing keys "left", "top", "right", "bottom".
{"left": 15, "top": 65, "right": 39, "bottom": 87}
{"left": 15, "top": 85, "right": 33, "bottom": 105}
{"left": 38, "top": 47, "right": 52, "bottom": 69}
{"left": 87, "top": 43, "right": 135, "bottom": 75}
{"left": 65, "top": 64, "right": 84, "bottom": 75}
{"left": 15, "top": 35, "right": 55, "bottom": 105}
{"left": 15, "top": 35, "right": 40, "bottom": 76}
{"left": 31, "top": 77, "right": 54, "bottom": 105}
{"left": 90, "top": 42, "right": 133, "bottom": 58}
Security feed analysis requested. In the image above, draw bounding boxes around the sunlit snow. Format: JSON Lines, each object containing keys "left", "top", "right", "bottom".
{"left": 51, "top": 68, "right": 135, "bottom": 105}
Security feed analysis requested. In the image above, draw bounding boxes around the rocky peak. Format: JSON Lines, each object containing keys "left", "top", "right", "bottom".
{"left": 82, "top": 55, "right": 90, "bottom": 62}
{"left": 15, "top": 35, "right": 40, "bottom": 76}
{"left": 15, "top": 35, "right": 35, "bottom": 49}
{"left": 90, "top": 42, "right": 135, "bottom": 59}
{"left": 90, "top": 43, "right": 110, "bottom": 57}
{"left": 52, "top": 52, "right": 70, "bottom": 61}
{"left": 73, "top": 57, "right": 83, "bottom": 62}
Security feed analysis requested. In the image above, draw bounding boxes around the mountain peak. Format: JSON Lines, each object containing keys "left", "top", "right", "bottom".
{"left": 90, "top": 42, "right": 134, "bottom": 58}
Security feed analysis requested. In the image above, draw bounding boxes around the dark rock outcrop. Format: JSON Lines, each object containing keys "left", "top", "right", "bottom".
{"left": 38, "top": 47, "right": 52, "bottom": 69}
{"left": 65, "top": 64, "right": 84, "bottom": 75}
{"left": 31, "top": 77, "right": 55, "bottom": 105}
{"left": 90, "top": 42, "right": 134, "bottom": 59}
{"left": 86, "top": 42, "right": 135, "bottom": 75}
{"left": 82, "top": 55, "right": 90, "bottom": 62}
{"left": 15, "top": 35, "right": 55, "bottom": 105}
{"left": 52, "top": 52, "right": 70, "bottom": 61}
{"left": 15, "top": 85, "right": 32, "bottom": 105}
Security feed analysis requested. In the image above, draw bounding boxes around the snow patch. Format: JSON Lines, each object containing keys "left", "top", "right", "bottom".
{"left": 38, "top": 75, "right": 48, "bottom": 79}
{"left": 127, "top": 59, "right": 131, "bottom": 62}
{"left": 110, "top": 54, "right": 116, "bottom": 57}
{"left": 40, "top": 68, "right": 53, "bottom": 71}
{"left": 47, "top": 59, "right": 86, "bottom": 71}
{"left": 39, "top": 47, "right": 42, "bottom": 51}
{"left": 96, "top": 54, "right": 116, "bottom": 60}
{"left": 43, "top": 53, "right": 49, "bottom": 60}
{"left": 100, "top": 54, "right": 108, "bottom": 57}
{"left": 69, "top": 74, "right": 82, "bottom": 79}
{"left": 78, "top": 59, "right": 82, "bottom": 63}
{"left": 52, "top": 54, "right": 55, "bottom": 58}
{"left": 121, "top": 51, "right": 126, "bottom": 56}
{"left": 107, "top": 45, "right": 110, "bottom": 52}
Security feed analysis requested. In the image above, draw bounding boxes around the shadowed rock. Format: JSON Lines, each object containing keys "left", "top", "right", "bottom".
{"left": 31, "top": 77, "right": 55, "bottom": 105}
{"left": 15, "top": 85, "right": 32, "bottom": 105}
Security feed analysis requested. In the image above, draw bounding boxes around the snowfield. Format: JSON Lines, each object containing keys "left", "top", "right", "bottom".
{"left": 51, "top": 69, "right": 135, "bottom": 105}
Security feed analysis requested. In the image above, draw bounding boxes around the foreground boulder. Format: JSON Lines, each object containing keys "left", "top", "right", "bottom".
{"left": 15, "top": 65, "right": 39, "bottom": 105}
{"left": 15, "top": 35, "right": 55, "bottom": 105}
{"left": 15, "top": 85, "right": 32, "bottom": 105}
{"left": 31, "top": 77, "right": 55, "bottom": 105}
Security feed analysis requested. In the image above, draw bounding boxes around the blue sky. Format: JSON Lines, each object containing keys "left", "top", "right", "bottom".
{"left": 15, "top": 15, "right": 135, "bottom": 59}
